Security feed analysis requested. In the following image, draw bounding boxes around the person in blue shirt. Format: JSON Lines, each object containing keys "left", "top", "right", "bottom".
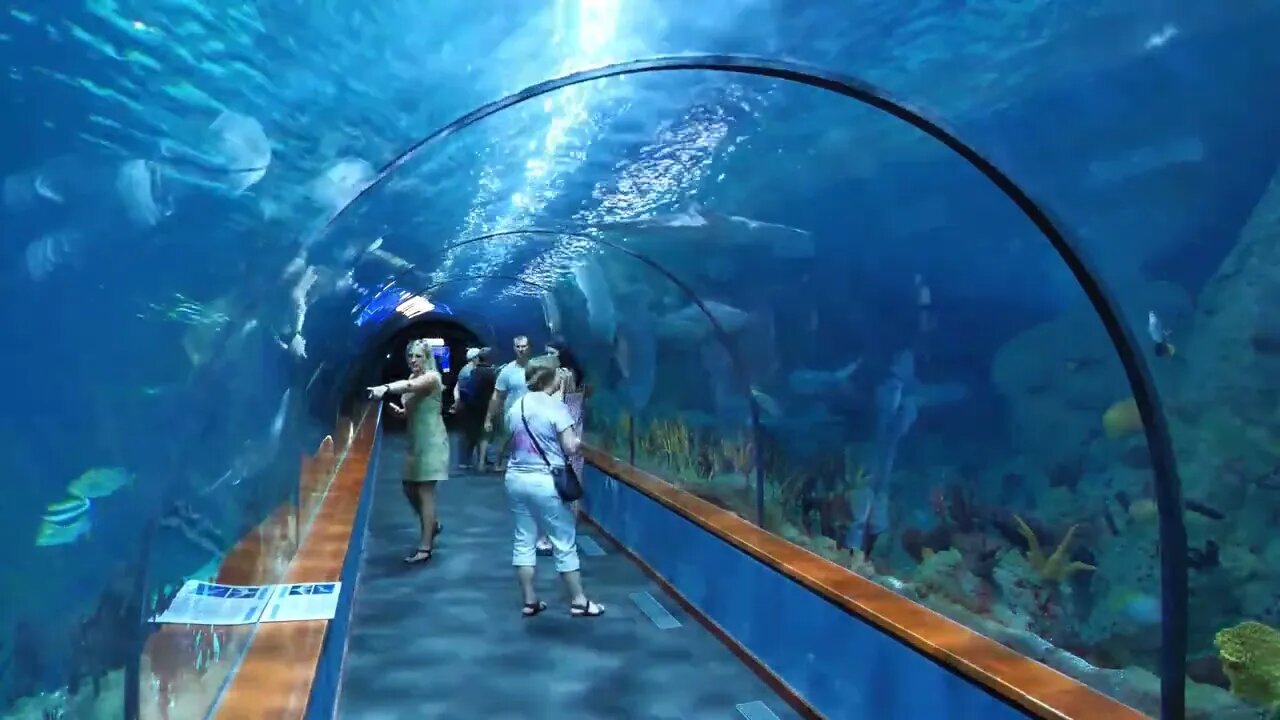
{"left": 455, "top": 348, "right": 497, "bottom": 471}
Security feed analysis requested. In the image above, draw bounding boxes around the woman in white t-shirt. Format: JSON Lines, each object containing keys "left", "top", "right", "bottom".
{"left": 500, "top": 364, "right": 604, "bottom": 618}
{"left": 528, "top": 350, "right": 579, "bottom": 555}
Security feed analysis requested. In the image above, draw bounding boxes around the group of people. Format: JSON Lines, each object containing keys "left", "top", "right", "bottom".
{"left": 366, "top": 334, "right": 604, "bottom": 618}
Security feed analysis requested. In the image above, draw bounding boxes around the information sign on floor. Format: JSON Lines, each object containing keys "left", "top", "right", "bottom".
{"left": 150, "top": 581, "right": 274, "bottom": 625}
{"left": 260, "top": 582, "right": 342, "bottom": 623}
{"left": 150, "top": 580, "right": 343, "bottom": 625}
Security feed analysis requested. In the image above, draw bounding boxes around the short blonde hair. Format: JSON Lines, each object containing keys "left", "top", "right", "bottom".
{"left": 524, "top": 363, "right": 558, "bottom": 392}
{"left": 528, "top": 353, "right": 560, "bottom": 370}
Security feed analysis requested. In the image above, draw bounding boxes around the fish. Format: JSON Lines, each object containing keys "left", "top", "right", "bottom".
{"left": 593, "top": 202, "right": 815, "bottom": 259}
{"left": 542, "top": 289, "right": 562, "bottom": 336}
{"left": 24, "top": 229, "right": 82, "bottom": 281}
{"left": 33, "top": 175, "right": 64, "bottom": 203}
{"left": 656, "top": 300, "right": 752, "bottom": 341}
{"left": 1147, "top": 311, "right": 1176, "bottom": 358}
{"left": 4, "top": 155, "right": 81, "bottom": 212}
{"left": 35, "top": 513, "right": 91, "bottom": 547}
{"left": 1102, "top": 398, "right": 1143, "bottom": 439}
{"left": 116, "top": 158, "right": 168, "bottom": 228}
{"left": 1184, "top": 499, "right": 1224, "bottom": 520}
{"left": 750, "top": 388, "right": 783, "bottom": 417}
{"left": 788, "top": 359, "right": 863, "bottom": 397}
{"left": 178, "top": 295, "right": 237, "bottom": 366}
{"left": 141, "top": 293, "right": 233, "bottom": 327}
{"left": 1110, "top": 590, "right": 1161, "bottom": 625}
{"left": 208, "top": 110, "right": 271, "bottom": 194}
{"left": 42, "top": 495, "right": 91, "bottom": 525}
{"left": 309, "top": 157, "right": 374, "bottom": 212}
{"left": 67, "top": 467, "right": 133, "bottom": 499}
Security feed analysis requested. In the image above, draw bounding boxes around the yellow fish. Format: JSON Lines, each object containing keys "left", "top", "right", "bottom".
{"left": 1102, "top": 399, "right": 1143, "bottom": 440}
{"left": 1109, "top": 590, "right": 1161, "bottom": 625}
{"left": 67, "top": 467, "right": 133, "bottom": 499}
{"left": 42, "top": 495, "right": 91, "bottom": 525}
{"left": 35, "top": 514, "right": 91, "bottom": 547}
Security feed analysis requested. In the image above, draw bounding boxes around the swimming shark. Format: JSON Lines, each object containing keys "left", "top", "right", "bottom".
{"left": 593, "top": 202, "right": 815, "bottom": 259}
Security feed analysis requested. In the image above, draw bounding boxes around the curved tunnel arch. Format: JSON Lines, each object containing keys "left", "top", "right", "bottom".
{"left": 337, "top": 311, "right": 484, "bottom": 415}
{"left": 413, "top": 273, "right": 555, "bottom": 296}
{"left": 313, "top": 54, "right": 1186, "bottom": 715}
{"left": 382, "top": 228, "right": 771, "bottom": 521}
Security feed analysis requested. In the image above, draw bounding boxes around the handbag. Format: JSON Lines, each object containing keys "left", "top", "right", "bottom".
{"left": 520, "top": 398, "right": 583, "bottom": 502}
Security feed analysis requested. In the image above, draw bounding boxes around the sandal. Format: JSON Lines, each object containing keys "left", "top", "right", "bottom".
{"left": 403, "top": 547, "right": 433, "bottom": 564}
{"left": 570, "top": 600, "right": 605, "bottom": 617}
{"left": 522, "top": 601, "right": 548, "bottom": 618}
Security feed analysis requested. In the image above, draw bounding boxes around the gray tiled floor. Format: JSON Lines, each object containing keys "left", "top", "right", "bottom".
{"left": 337, "top": 432, "right": 800, "bottom": 720}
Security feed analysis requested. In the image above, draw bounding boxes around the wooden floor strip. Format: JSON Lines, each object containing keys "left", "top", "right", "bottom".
{"left": 583, "top": 446, "right": 1148, "bottom": 720}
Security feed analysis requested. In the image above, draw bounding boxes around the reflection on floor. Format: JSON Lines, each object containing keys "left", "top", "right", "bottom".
{"left": 338, "top": 432, "right": 799, "bottom": 720}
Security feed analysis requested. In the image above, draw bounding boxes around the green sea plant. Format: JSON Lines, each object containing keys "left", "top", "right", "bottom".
{"left": 1012, "top": 515, "right": 1095, "bottom": 583}
{"left": 1214, "top": 620, "right": 1280, "bottom": 713}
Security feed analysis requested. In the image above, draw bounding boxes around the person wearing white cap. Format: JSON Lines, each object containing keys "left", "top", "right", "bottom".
{"left": 454, "top": 347, "right": 482, "bottom": 406}
{"left": 450, "top": 347, "right": 483, "bottom": 469}
{"left": 456, "top": 347, "right": 497, "bottom": 471}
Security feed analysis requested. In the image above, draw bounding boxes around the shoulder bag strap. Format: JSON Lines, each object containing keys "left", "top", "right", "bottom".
{"left": 519, "top": 398, "right": 553, "bottom": 469}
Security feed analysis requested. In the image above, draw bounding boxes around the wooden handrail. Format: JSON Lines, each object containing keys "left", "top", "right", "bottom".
{"left": 583, "top": 445, "right": 1148, "bottom": 720}
{"left": 208, "top": 414, "right": 378, "bottom": 720}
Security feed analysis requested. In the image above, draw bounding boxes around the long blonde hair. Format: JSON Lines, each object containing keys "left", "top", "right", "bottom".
{"left": 406, "top": 339, "right": 438, "bottom": 374}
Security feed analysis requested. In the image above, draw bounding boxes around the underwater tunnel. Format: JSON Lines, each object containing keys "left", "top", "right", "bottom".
{"left": 3, "top": 3, "right": 1280, "bottom": 719}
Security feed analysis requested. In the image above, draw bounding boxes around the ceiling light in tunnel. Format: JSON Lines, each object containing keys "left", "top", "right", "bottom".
{"left": 396, "top": 295, "right": 436, "bottom": 318}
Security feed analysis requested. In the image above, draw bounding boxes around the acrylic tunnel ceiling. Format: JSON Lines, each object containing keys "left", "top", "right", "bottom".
{"left": 3, "top": 2, "right": 1280, "bottom": 345}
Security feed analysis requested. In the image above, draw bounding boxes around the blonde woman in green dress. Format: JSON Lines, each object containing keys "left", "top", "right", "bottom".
{"left": 368, "top": 338, "right": 450, "bottom": 563}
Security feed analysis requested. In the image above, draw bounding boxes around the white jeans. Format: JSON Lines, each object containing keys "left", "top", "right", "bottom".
{"left": 505, "top": 469, "right": 579, "bottom": 573}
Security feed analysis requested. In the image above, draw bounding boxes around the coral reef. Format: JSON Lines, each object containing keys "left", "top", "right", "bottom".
{"left": 1012, "top": 515, "right": 1095, "bottom": 583}
{"left": 1214, "top": 621, "right": 1280, "bottom": 711}
{"left": 585, "top": 177, "right": 1280, "bottom": 718}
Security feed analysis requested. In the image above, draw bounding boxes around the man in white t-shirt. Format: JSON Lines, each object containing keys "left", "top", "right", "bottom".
{"left": 485, "top": 334, "right": 533, "bottom": 472}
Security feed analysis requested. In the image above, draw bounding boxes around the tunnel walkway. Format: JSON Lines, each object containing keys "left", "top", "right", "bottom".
{"left": 336, "top": 431, "right": 799, "bottom": 720}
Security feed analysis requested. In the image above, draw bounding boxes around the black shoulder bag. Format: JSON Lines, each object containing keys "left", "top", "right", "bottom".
{"left": 520, "top": 398, "right": 583, "bottom": 502}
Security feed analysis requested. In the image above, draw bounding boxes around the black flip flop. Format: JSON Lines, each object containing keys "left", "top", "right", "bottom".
{"left": 522, "top": 601, "right": 548, "bottom": 618}
{"left": 403, "top": 547, "right": 433, "bottom": 564}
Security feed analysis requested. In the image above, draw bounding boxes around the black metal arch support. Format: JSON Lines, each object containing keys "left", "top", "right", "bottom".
{"left": 413, "top": 272, "right": 556, "bottom": 296}
{"left": 318, "top": 54, "right": 1187, "bottom": 717}
{"left": 386, "top": 228, "right": 771, "bottom": 526}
